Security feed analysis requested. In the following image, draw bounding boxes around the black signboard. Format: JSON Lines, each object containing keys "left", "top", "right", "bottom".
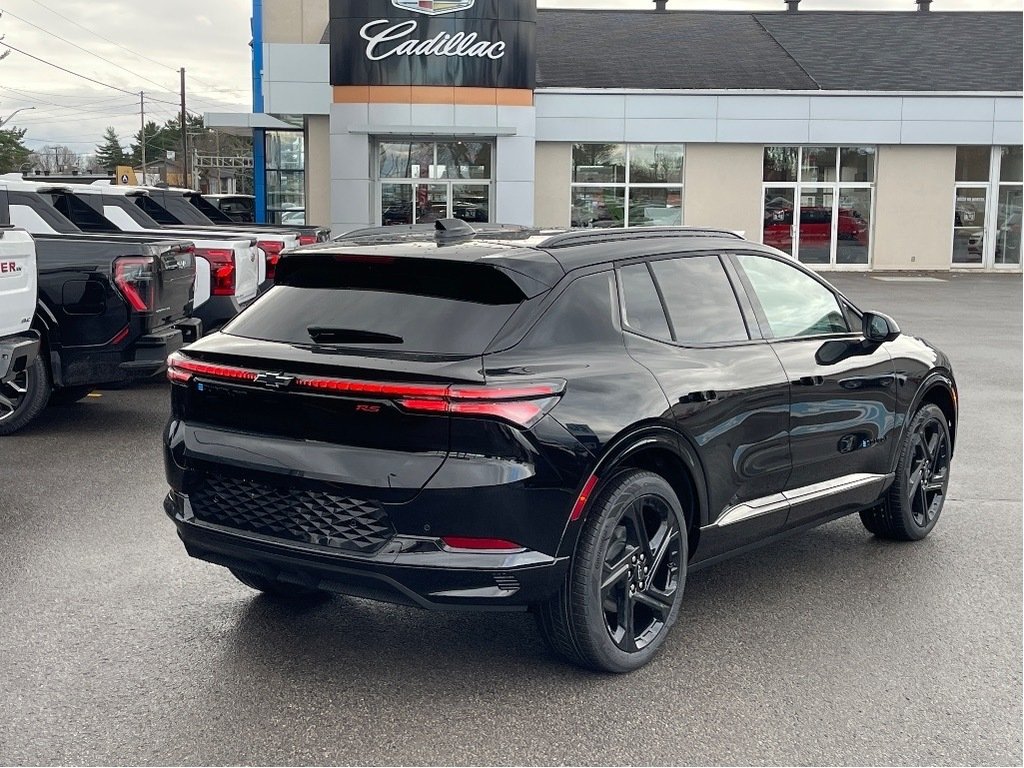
{"left": 330, "top": 0, "right": 536, "bottom": 90}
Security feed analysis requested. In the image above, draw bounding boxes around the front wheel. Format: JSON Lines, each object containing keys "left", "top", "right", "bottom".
{"left": 536, "top": 470, "right": 688, "bottom": 673}
{"left": 0, "top": 355, "right": 52, "bottom": 436}
{"left": 861, "top": 403, "right": 951, "bottom": 541}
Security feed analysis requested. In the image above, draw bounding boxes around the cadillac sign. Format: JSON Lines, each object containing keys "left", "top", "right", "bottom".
{"left": 330, "top": 0, "right": 537, "bottom": 89}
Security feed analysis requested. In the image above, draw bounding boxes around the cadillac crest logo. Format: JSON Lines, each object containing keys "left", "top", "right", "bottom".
{"left": 391, "top": 0, "right": 475, "bottom": 15}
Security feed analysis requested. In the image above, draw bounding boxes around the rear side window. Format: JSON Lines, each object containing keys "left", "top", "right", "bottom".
{"left": 735, "top": 253, "right": 849, "bottom": 338}
{"left": 135, "top": 196, "right": 177, "bottom": 225}
{"left": 649, "top": 255, "right": 749, "bottom": 344}
{"left": 224, "top": 257, "right": 528, "bottom": 357}
{"left": 50, "top": 194, "right": 112, "bottom": 232}
{"left": 619, "top": 264, "right": 671, "bottom": 341}
{"left": 522, "top": 271, "right": 619, "bottom": 348}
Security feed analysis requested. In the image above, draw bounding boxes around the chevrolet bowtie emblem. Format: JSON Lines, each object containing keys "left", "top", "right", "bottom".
{"left": 253, "top": 371, "right": 295, "bottom": 389}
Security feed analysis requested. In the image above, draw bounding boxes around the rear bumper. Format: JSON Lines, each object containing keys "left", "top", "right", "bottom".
{"left": 0, "top": 330, "right": 40, "bottom": 382}
{"left": 118, "top": 320, "right": 202, "bottom": 378}
{"left": 165, "top": 491, "right": 568, "bottom": 610}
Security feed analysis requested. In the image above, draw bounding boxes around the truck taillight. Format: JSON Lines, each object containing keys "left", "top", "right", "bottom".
{"left": 258, "top": 240, "right": 285, "bottom": 282}
{"left": 195, "top": 248, "right": 235, "bottom": 296}
{"left": 113, "top": 256, "right": 154, "bottom": 312}
{"left": 298, "top": 235, "right": 317, "bottom": 246}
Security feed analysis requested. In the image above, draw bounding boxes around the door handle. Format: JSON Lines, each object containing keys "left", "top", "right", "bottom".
{"left": 793, "top": 375, "right": 825, "bottom": 387}
{"left": 680, "top": 390, "right": 718, "bottom": 404}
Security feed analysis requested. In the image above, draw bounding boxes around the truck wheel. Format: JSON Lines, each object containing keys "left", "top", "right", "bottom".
{"left": 229, "top": 569, "right": 328, "bottom": 601}
{"left": 536, "top": 470, "right": 687, "bottom": 673}
{"left": 0, "top": 355, "right": 52, "bottom": 436}
{"left": 48, "top": 386, "right": 94, "bottom": 406}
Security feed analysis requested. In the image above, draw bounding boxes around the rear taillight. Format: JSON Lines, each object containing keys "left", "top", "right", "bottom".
{"left": 298, "top": 235, "right": 317, "bottom": 246}
{"left": 195, "top": 248, "right": 235, "bottom": 296}
{"left": 165, "top": 353, "right": 565, "bottom": 427}
{"left": 258, "top": 240, "right": 285, "bottom": 282}
{"left": 113, "top": 256, "right": 154, "bottom": 312}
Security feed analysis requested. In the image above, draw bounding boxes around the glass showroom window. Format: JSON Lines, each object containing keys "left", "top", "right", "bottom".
{"left": 377, "top": 140, "right": 492, "bottom": 226}
{"left": 762, "top": 146, "right": 875, "bottom": 268}
{"left": 571, "top": 144, "right": 684, "bottom": 228}
{"left": 953, "top": 146, "right": 1022, "bottom": 268}
{"left": 265, "top": 131, "right": 305, "bottom": 225}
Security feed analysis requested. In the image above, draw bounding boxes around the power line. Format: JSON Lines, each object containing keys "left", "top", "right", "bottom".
{"left": 22, "top": 0, "right": 247, "bottom": 99}
{"left": 0, "top": 8, "right": 178, "bottom": 94}
{"left": 0, "top": 40, "right": 179, "bottom": 105}
{"left": 0, "top": 84, "right": 138, "bottom": 108}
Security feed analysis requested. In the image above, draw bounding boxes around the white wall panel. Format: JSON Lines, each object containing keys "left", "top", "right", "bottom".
{"left": 900, "top": 120, "right": 995, "bottom": 144}
{"left": 808, "top": 97, "right": 903, "bottom": 121}
{"left": 623, "top": 118, "right": 716, "bottom": 142}
{"left": 716, "top": 119, "right": 809, "bottom": 143}
{"left": 717, "top": 95, "right": 810, "bottom": 120}
{"left": 330, "top": 133, "right": 371, "bottom": 180}
{"left": 901, "top": 97, "right": 996, "bottom": 122}
{"left": 410, "top": 103, "right": 456, "bottom": 127}
{"left": 454, "top": 104, "right": 498, "bottom": 127}
{"left": 330, "top": 179, "right": 373, "bottom": 231}
{"left": 264, "top": 82, "right": 331, "bottom": 116}
{"left": 495, "top": 181, "right": 534, "bottom": 226}
{"left": 808, "top": 120, "right": 902, "bottom": 144}
{"left": 367, "top": 102, "right": 413, "bottom": 127}
{"left": 495, "top": 137, "right": 536, "bottom": 183}
{"left": 624, "top": 95, "right": 718, "bottom": 119}
{"left": 536, "top": 117, "right": 624, "bottom": 142}
{"left": 330, "top": 103, "right": 370, "bottom": 133}
{"left": 993, "top": 122, "right": 1024, "bottom": 145}
{"left": 496, "top": 106, "right": 537, "bottom": 137}
{"left": 536, "top": 94, "right": 625, "bottom": 119}
{"left": 994, "top": 98, "right": 1024, "bottom": 123}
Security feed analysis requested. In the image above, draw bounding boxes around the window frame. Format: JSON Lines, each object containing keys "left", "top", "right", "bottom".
{"left": 570, "top": 143, "right": 685, "bottom": 229}
{"left": 760, "top": 145, "right": 876, "bottom": 271}
{"left": 374, "top": 138, "right": 494, "bottom": 227}
{"left": 954, "top": 145, "right": 1024, "bottom": 270}
{"left": 726, "top": 250, "right": 862, "bottom": 343}
{"left": 614, "top": 251, "right": 761, "bottom": 349}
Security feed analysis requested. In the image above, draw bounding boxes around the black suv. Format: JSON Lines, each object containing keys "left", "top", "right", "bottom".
{"left": 163, "top": 223, "right": 957, "bottom": 672}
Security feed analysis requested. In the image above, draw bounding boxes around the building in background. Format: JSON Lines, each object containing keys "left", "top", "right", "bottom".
{"left": 208, "top": 0, "right": 1023, "bottom": 271}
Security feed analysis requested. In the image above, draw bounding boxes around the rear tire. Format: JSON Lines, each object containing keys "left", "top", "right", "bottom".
{"left": 860, "top": 403, "right": 951, "bottom": 541}
{"left": 536, "top": 470, "right": 687, "bottom": 673}
{"left": 0, "top": 355, "right": 52, "bottom": 436}
{"left": 229, "top": 568, "right": 328, "bottom": 601}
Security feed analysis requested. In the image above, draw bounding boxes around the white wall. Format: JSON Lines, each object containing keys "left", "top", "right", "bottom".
{"left": 535, "top": 91, "right": 1023, "bottom": 146}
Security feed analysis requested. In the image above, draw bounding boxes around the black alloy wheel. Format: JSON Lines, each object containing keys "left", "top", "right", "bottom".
{"left": 861, "top": 403, "right": 951, "bottom": 541}
{"left": 536, "top": 470, "right": 688, "bottom": 673}
{"left": 0, "top": 355, "right": 51, "bottom": 436}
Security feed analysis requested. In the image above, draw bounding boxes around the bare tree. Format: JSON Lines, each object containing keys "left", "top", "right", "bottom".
{"left": 28, "top": 145, "right": 80, "bottom": 174}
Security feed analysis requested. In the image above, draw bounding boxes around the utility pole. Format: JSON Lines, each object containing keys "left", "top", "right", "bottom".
{"left": 139, "top": 91, "right": 146, "bottom": 185}
{"left": 179, "top": 67, "right": 189, "bottom": 189}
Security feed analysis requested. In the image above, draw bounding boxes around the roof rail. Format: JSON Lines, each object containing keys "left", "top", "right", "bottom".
{"left": 539, "top": 227, "right": 745, "bottom": 249}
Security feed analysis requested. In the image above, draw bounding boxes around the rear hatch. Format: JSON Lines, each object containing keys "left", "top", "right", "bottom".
{"left": 170, "top": 250, "right": 551, "bottom": 501}
{"left": 0, "top": 227, "right": 37, "bottom": 338}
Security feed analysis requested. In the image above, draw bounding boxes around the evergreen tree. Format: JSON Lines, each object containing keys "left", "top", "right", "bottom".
{"left": 0, "top": 127, "right": 31, "bottom": 173}
{"left": 129, "top": 120, "right": 177, "bottom": 166}
{"left": 94, "top": 127, "right": 129, "bottom": 173}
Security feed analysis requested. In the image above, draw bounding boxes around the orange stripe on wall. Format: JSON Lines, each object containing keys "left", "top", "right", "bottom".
{"left": 333, "top": 85, "right": 533, "bottom": 106}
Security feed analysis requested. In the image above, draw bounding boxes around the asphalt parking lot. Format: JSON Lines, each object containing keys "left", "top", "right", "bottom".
{"left": 1, "top": 272, "right": 1020, "bottom": 766}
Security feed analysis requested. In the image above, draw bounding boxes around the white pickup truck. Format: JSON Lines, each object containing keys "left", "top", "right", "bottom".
{"left": 0, "top": 226, "right": 42, "bottom": 435}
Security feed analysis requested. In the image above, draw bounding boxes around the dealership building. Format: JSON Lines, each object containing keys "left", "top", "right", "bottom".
{"left": 210, "top": 0, "right": 1023, "bottom": 271}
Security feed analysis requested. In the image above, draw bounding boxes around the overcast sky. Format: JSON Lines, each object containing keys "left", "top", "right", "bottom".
{"left": 0, "top": 0, "right": 1018, "bottom": 156}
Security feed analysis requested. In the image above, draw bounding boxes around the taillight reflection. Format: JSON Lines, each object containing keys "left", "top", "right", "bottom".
{"left": 194, "top": 248, "right": 236, "bottom": 296}
{"left": 258, "top": 240, "right": 285, "bottom": 282}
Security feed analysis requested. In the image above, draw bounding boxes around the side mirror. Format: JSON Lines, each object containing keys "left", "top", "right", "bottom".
{"left": 862, "top": 311, "right": 900, "bottom": 343}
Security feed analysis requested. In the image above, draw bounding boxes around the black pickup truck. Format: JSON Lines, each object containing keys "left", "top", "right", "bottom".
{"left": 0, "top": 188, "right": 197, "bottom": 433}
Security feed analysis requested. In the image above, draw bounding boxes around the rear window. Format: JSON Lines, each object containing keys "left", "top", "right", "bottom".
{"left": 223, "top": 257, "right": 529, "bottom": 356}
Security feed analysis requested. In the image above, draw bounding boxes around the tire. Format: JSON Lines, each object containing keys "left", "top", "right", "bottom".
{"left": 48, "top": 385, "right": 94, "bottom": 406}
{"left": 860, "top": 403, "right": 951, "bottom": 541}
{"left": 229, "top": 568, "right": 328, "bottom": 601}
{"left": 0, "top": 355, "right": 52, "bottom": 436}
{"left": 536, "top": 470, "right": 688, "bottom": 673}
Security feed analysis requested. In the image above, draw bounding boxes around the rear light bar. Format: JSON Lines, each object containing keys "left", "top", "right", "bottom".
{"left": 166, "top": 353, "right": 564, "bottom": 428}
{"left": 113, "top": 256, "right": 154, "bottom": 312}
{"left": 258, "top": 240, "right": 285, "bottom": 282}
{"left": 298, "top": 235, "right": 317, "bottom": 246}
{"left": 194, "top": 248, "right": 235, "bottom": 296}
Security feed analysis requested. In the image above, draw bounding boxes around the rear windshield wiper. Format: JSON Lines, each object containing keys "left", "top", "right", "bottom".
{"left": 307, "top": 326, "right": 404, "bottom": 345}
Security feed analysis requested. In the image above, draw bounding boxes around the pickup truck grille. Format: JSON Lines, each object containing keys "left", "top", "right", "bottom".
{"left": 189, "top": 473, "right": 394, "bottom": 554}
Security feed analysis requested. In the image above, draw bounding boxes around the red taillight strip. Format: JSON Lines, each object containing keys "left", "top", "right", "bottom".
{"left": 569, "top": 474, "right": 600, "bottom": 522}
{"left": 294, "top": 375, "right": 449, "bottom": 399}
{"left": 166, "top": 353, "right": 258, "bottom": 384}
